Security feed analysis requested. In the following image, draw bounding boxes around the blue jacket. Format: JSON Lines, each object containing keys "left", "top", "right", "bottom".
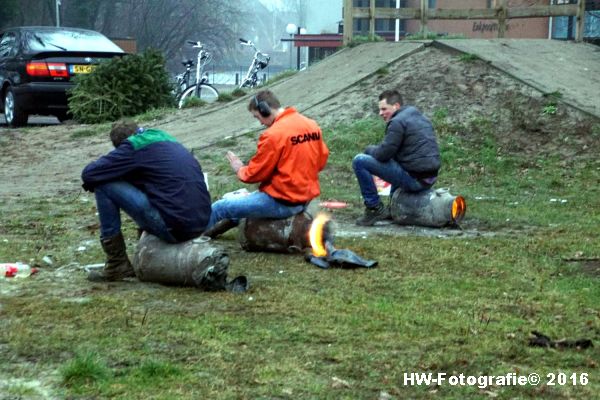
{"left": 81, "top": 129, "right": 211, "bottom": 241}
{"left": 365, "top": 106, "right": 440, "bottom": 179}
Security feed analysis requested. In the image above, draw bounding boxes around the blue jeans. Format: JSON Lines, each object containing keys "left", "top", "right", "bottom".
{"left": 206, "top": 191, "right": 305, "bottom": 229}
{"left": 352, "top": 153, "right": 432, "bottom": 208}
{"left": 94, "top": 181, "right": 177, "bottom": 243}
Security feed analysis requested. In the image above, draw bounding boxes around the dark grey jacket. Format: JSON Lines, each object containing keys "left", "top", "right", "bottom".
{"left": 365, "top": 106, "right": 440, "bottom": 179}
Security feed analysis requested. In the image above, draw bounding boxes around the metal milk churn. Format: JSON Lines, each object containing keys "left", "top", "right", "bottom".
{"left": 237, "top": 212, "right": 313, "bottom": 253}
{"left": 132, "top": 232, "right": 230, "bottom": 291}
{"left": 390, "top": 188, "right": 466, "bottom": 227}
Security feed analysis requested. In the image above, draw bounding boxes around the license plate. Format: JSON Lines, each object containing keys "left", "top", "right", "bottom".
{"left": 70, "top": 64, "right": 95, "bottom": 74}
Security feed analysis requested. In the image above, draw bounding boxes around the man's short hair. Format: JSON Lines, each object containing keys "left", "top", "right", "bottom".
{"left": 379, "top": 90, "right": 403, "bottom": 106}
{"left": 248, "top": 90, "right": 281, "bottom": 113}
{"left": 110, "top": 119, "right": 139, "bottom": 147}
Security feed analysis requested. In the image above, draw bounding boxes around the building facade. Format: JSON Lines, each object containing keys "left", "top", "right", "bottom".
{"left": 296, "top": 0, "right": 599, "bottom": 65}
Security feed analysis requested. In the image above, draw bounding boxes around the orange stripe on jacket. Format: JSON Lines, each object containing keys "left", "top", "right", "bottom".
{"left": 237, "top": 107, "right": 329, "bottom": 204}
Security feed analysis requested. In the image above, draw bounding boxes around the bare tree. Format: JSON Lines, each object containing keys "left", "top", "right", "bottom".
{"left": 285, "top": 0, "right": 309, "bottom": 27}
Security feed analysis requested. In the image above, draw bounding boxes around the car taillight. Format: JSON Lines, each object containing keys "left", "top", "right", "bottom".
{"left": 26, "top": 61, "right": 68, "bottom": 77}
{"left": 47, "top": 63, "right": 68, "bottom": 77}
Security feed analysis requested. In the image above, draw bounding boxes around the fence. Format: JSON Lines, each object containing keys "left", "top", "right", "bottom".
{"left": 343, "top": 0, "right": 589, "bottom": 43}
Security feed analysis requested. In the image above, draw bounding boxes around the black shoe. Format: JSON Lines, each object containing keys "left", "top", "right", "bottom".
{"left": 355, "top": 203, "right": 390, "bottom": 226}
{"left": 202, "top": 219, "right": 237, "bottom": 239}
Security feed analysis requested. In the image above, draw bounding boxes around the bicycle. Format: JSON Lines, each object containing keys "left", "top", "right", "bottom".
{"left": 176, "top": 40, "right": 219, "bottom": 108}
{"left": 173, "top": 58, "right": 194, "bottom": 97}
{"left": 238, "top": 38, "right": 270, "bottom": 89}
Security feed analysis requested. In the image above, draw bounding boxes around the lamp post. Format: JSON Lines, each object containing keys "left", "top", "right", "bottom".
{"left": 55, "top": 0, "right": 61, "bottom": 27}
{"left": 297, "top": 27, "right": 307, "bottom": 70}
{"left": 285, "top": 23, "right": 297, "bottom": 70}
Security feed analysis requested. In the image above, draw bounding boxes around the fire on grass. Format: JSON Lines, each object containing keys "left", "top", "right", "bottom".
{"left": 306, "top": 212, "right": 377, "bottom": 269}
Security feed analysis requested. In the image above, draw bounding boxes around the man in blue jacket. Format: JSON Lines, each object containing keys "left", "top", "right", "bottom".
{"left": 353, "top": 90, "right": 440, "bottom": 226}
{"left": 81, "top": 120, "right": 211, "bottom": 281}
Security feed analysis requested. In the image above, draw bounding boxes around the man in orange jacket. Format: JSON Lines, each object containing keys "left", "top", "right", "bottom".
{"left": 203, "top": 90, "right": 329, "bottom": 238}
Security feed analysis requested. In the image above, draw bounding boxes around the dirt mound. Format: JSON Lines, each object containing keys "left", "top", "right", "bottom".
{"left": 309, "top": 45, "right": 598, "bottom": 160}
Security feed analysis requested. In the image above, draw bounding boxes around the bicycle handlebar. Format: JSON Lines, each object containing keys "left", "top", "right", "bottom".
{"left": 186, "top": 40, "right": 203, "bottom": 48}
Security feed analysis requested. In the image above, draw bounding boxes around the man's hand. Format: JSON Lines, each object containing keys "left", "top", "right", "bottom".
{"left": 226, "top": 151, "right": 244, "bottom": 173}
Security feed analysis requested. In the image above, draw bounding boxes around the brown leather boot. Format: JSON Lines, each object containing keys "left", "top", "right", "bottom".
{"left": 87, "top": 232, "right": 136, "bottom": 282}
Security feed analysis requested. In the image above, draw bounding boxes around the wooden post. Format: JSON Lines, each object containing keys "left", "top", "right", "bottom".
{"left": 370, "top": 0, "right": 376, "bottom": 38}
{"left": 575, "top": 0, "right": 586, "bottom": 42}
{"left": 343, "top": 0, "right": 353, "bottom": 45}
{"left": 420, "top": 0, "right": 429, "bottom": 36}
{"left": 496, "top": 0, "right": 507, "bottom": 38}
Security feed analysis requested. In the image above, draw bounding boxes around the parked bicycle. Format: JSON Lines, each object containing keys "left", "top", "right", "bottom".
{"left": 238, "top": 38, "right": 270, "bottom": 89}
{"left": 176, "top": 40, "right": 219, "bottom": 108}
{"left": 173, "top": 58, "right": 194, "bottom": 97}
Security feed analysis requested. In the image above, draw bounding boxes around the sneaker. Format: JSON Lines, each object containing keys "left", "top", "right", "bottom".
{"left": 355, "top": 203, "right": 390, "bottom": 226}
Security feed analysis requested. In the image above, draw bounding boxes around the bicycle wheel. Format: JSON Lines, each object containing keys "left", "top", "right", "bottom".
{"left": 178, "top": 84, "right": 219, "bottom": 108}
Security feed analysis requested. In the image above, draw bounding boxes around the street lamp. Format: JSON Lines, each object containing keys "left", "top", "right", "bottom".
{"left": 297, "top": 27, "right": 307, "bottom": 70}
{"left": 285, "top": 23, "right": 297, "bottom": 70}
{"left": 55, "top": 0, "right": 61, "bottom": 27}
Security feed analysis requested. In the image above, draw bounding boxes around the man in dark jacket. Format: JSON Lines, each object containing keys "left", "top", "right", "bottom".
{"left": 353, "top": 90, "right": 440, "bottom": 226}
{"left": 81, "top": 120, "right": 211, "bottom": 281}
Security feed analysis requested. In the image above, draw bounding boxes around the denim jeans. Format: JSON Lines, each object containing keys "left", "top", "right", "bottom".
{"left": 94, "top": 181, "right": 177, "bottom": 243}
{"left": 352, "top": 153, "right": 431, "bottom": 208}
{"left": 206, "top": 190, "right": 305, "bottom": 229}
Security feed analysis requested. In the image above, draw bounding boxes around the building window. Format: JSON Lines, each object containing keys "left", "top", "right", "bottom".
{"left": 354, "top": 18, "right": 370, "bottom": 34}
{"left": 353, "top": 0, "right": 369, "bottom": 7}
{"left": 429, "top": 0, "right": 436, "bottom": 8}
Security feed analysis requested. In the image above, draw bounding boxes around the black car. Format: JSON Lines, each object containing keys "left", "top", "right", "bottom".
{"left": 0, "top": 26, "right": 125, "bottom": 127}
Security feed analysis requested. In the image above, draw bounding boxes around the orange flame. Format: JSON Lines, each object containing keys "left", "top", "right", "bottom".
{"left": 309, "top": 213, "right": 330, "bottom": 257}
{"left": 451, "top": 196, "right": 466, "bottom": 222}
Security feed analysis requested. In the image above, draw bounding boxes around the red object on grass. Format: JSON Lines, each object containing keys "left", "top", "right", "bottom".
{"left": 319, "top": 201, "right": 348, "bottom": 209}
{"left": 4, "top": 265, "right": 18, "bottom": 277}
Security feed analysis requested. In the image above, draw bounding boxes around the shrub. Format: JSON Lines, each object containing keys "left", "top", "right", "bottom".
{"left": 68, "top": 49, "right": 174, "bottom": 123}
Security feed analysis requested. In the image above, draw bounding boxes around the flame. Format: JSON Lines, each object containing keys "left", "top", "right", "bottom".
{"left": 451, "top": 196, "right": 466, "bottom": 222}
{"left": 309, "top": 213, "right": 330, "bottom": 257}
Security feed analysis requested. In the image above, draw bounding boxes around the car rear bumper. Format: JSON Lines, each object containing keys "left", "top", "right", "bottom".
{"left": 12, "top": 82, "right": 73, "bottom": 113}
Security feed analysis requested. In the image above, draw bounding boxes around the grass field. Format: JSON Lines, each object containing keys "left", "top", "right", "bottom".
{"left": 1, "top": 113, "right": 599, "bottom": 399}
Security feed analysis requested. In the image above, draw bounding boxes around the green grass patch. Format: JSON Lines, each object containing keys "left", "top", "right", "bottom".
{"left": 135, "top": 107, "right": 173, "bottom": 122}
{"left": 265, "top": 69, "right": 298, "bottom": 86}
{"left": 61, "top": 352, "right": 111, "bottom": 387}
{"left": 230, "top": 87, "right": 247, "bottom": 97}
{"left": 458, "top": 53, "right": 480, "bottom": 62}
{"left": 346, "top": 34, "right": 385, "bottom": 48}
{"left": 217, "top": 92, "right": 235, "bottom": 102}
{"left": 1, "top": 113, "right": 599, "bottom": 398}
{"left": 376, "top": 66, "right": 390, "bottom": 76}
{"left": 180, "top": 96, "right": 207, "bottom": 108}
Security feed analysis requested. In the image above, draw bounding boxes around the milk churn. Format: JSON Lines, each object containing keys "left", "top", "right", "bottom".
{"left": 132, "top": 233, "right": 232, "bottom": 291}
{"left": 390, "top": 188, "right": 466, "bottom": 227}
{"left": 237, "top": 212, "right": 313, "bottom": 253}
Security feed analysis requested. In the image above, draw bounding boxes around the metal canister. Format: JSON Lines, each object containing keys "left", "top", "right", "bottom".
{"left": 390, "top": 188, "right": 466, "bottom": 227}
{"left": 237, "top": 212, "right": 313, "bottom": 253}
{"left": 132, "top": 233, "right": 230, "bottom": 291}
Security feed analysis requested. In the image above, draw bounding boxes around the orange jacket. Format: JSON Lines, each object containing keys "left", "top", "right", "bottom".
{"left": 237, "top": 107, "right": 329, "bottom": 203}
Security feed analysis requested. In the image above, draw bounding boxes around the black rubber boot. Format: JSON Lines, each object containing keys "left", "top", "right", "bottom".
{"left": 87, "top": 232, "right": 136, "bottom": 282}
